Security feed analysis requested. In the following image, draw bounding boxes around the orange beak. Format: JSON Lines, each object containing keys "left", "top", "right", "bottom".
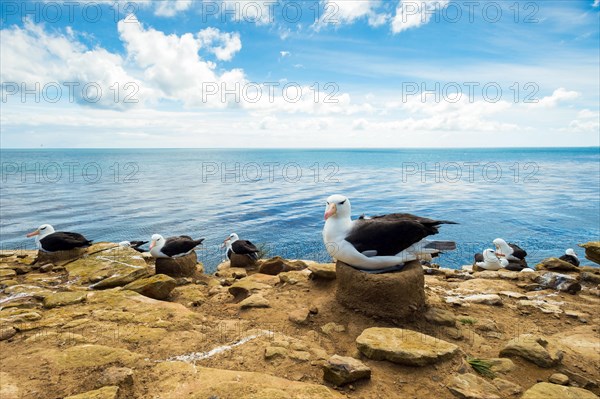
{"left": 324, "top": 203, "right": 337, "bottom": 220}
{"left": 26, "top": 230, "right": 40, "bottom": 238}
{"left": 149, "top": 240, "right": 155, "bottom": 250}
{"left": 221, "top": 238, "right": 230, "bottom": 249}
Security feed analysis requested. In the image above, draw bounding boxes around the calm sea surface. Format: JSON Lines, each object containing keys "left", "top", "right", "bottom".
{"left": 1, "top": 148, "right": 598, "bottom": 272}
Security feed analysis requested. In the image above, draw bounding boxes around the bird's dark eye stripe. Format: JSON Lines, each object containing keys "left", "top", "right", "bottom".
{"left": 340, "top": 200, "right": 346, "bottom": 205}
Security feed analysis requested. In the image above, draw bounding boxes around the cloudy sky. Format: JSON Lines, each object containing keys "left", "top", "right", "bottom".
{"left": 1, "top": 0, "right": 599, "bottom": 148}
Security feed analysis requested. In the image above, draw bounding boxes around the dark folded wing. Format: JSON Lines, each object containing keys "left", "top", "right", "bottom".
{"left": 559, "top": 254, "right": 579, "bottom": 266}
{"left": 40, "top": 232, "right": 92, "bottom": 252}
{"left": 508, "top": 243, "right": 527, "bottom": 259}
{"left": 346, "top": 219, "right": 435, "bottom": 256}
{"left": 162, "top": 236, "right": 203, "bottom": 257}
{"left": 474, "top": 253, "right": 484, "bottom": 262}
{"left": 232, "top": 240, "right": 259, "bottom": 254}
{"left": 368, "top": 213, "right": 457, "bottom": 228}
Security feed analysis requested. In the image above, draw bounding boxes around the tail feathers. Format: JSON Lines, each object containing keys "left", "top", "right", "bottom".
{"left": 194, "top": 238, "right": 205, "bottom": 246}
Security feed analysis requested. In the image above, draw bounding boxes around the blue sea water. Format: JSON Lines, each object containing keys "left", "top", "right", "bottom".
{"left": 1, "top": 148, "right": 598, "bottom": 272}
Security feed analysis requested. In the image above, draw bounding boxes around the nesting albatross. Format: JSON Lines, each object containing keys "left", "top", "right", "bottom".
{"left": 322, "top": 194, "right": 457, "bottom": 270}
{"left": 149, "top": 234, "right": 204, "bottom": 258}
{"left": 222, "top": 233, "right": 260, "bottom": 260}
{"left": 559, "top": 248, "right": 580, "bottom": 266}
{"left": 26, "top": 224, "right": 92, "bottom": 252}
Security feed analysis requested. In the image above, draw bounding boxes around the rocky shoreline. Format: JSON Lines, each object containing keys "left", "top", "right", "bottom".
{"left": 0, "top": 243, "right": 599, "bottom": 399}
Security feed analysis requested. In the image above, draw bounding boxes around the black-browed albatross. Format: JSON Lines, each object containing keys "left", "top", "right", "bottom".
{"left": 222, "top": 233, "right": 260, "bottom": 260}
{"left": 26, "top": 224, "right": 92, "bottom": 252}
{"left": 322, "top": 194, "right": 457, "bottom": 270}
{"left": 149, "top": 234, "right": 204, "bottom": 258}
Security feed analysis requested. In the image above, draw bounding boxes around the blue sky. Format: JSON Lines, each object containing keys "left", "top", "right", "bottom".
{"left": 1, "top": 0, "right": 599, "bottom": 147}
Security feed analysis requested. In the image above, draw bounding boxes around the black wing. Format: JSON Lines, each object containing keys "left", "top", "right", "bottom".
{"left": 232, "top": 240, "right": 259, "bottom": 255}
{"left": 40, "top": 232, "right": 92, "bottom": 252}
{"left": 162, "top": 236, "right": 204, "bottom": 257}
{"left": 346, "top": 218, "right": 438, "bottom": 256}
{"left": 508, "top": 243, "right": 527, "bottom": 259}
{"left": 474, "top": 252, "right": 484, "bottom": 262}
{"left": 559, "top": 254, "right": 579, "bottom": 266}
{"left": 129, "top": 240, "right": 149, "bottom": 252}
{"left": 367, "top": 213, "right": 458, "bottom": 227}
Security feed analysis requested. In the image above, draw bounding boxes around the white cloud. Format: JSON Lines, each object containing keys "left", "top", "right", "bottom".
{"left": 197, "top": 27, "right": 242, "bottom": 61}
{"left": 0, "top": 19, "right": 149, "bottom": 110}
{"left": 315, "top": 0, "right": 389, "bottom": 29}
{"left": 280, "top": 51, "right": 291, "bottom": 57}
{"left": 391, "top": 0, "right": 449, "bottom": 34}
{"left": 117, "top": 16, "right": 247, "bottom": 107}
{"left": 154, "top": 0, "right": 193, "bottom": 17}
{"left": 528, "top": 88, "right": 580, "bottom": 108}
{"left": 593, "top": 0, "right": 599, "bottom": 7}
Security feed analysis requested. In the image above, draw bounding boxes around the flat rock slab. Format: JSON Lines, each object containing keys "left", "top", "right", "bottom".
{"left": 521, "top": 382, "right": 599, "bottom": 399}
{"left": 64, "top": 386, "right": 119, "bottom": 399}
{"left": 43, "top": 291, "right": 88, "bottom": 308}
{"left": 147, "top": 363, "right": 344, "bottom": 398}
{"left": 124, "top": 274, "right": 177, "bottom": 300}
{"left": 308, "top": 263, "right": 336, "bottom": 280}
{"left": 536, "top": 257, "right": 580, "bottom": 272}
{"left": 336, "top": 260, "right": 425, "bottom": 319}
{"left": 579, "top": 241, "right": 600, "bottom": 265}
{"left": 356, "top": 327, "right": 459, "bottom": 366}
{"left": 500, "top": 334, "right": 563, "bottom": 368}
{"left": 323, "top": 355, "right": 371, "bottom": 386}
{"left": 447, "top": 373, "right": 501, "bottom": 399}
{"left": 36, "top": 248, "right": 88, "bottom": 265}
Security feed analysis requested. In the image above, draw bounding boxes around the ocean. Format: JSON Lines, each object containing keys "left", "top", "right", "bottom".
{"left": 1, "top": 148, "right": 598, "bottom": 272}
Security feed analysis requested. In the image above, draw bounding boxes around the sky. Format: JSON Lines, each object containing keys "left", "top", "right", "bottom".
{"left": 0, "top": 0, "right": 599, "bottom": 148}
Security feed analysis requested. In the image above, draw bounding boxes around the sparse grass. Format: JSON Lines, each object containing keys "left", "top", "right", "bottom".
{"left": 255, "top": 243, "right": 270, "bottom": 259}
{"left": 467, "top": 357, "right": 496, "bottom": 379}
{"left": 459, "top": 317, "right": 477, "bottom": 325}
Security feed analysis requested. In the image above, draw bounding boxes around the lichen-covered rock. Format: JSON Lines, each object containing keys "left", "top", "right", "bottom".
{"left": 308, "top": 263, "right": 336, "bottom": 280}
{"left": 356, "top": 327, "right": 459, "bottom": 366}
{"left": 492, "top": 378, "right": 522, "bottom": 396}
{"left": 323, "top": 355, "right": 371, "bottom": 386}
{"left": 279, "top": 270, "right": 311, "bottom": 285}
{"left": 124, "top": 274, "right": 177, "bottom": 300}
{"left": 67, "top": 247, "right": 148, "bottom": 286}
{"left": 579, "top": 242, "right": 600, "bottom": 265}
{"left": 499, "top": 334, "right": 563, "bottom": 367}
{"left": 321, "top": 322, "right": 346, "bottom": 335}
{"left": 447, "top": 373, "right": 501, "bottom": 399}
{"left": 239, "top": 294, "right": 270, "bottom": 309}
{"left": 147, "top": 364, "right": 344, "bottom": 398}
{"left": 424, "top": 307, "right": 457, "bottom": 326}
{"left": 258, "top": 256, "right": 308, "bottom": 275}
{"left": 536, "top": 257, "right": 580, "bottom": 272}
{"left": 64, "top": 386, "right": 119, "bottom": 399}
{"left": 548, "top": 373, "right": 569, "bottom": 385}
{"left": 521, "top": 382, "right": 599, "bottom": 399}
{"left": 43, "top": 291, "right": 88, "bottom": 308}
{"left": 288, "top": 308, "right": 311, "bottom": 325}
{"left": 0, "top": 269, "right": 17, "bottom": 280}
{"left": 0, "top": 326, "right": 17, "bottom": 341}
{"left": 264, "top": 346, "right": 288, "bottom": 359}
{"left": 228, "top": 279, "right": 271, "bottom": 300}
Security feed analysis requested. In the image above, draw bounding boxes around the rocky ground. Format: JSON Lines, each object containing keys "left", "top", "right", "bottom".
{"left": 0, "top": 243, "right": 599, "bottom": 399}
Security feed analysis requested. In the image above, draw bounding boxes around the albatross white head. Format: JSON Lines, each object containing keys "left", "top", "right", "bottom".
{"left": 565, "top": 248, "right": 578, "bottom": 259}
{"left": 493, "top": 238, "right": 511, "bottom": 257}
{"left": 324, "top": 194, "right": 351, "bottom": 220}
{"left": 323, "top": 194, "right": 354, "bottom": 247}
{"left": 149, "top": 234, "right": 165, "bottom": 257}
{"left": 26, "top": 224, "right": 55, "bottom": 248}
{"left": 222, "top": 233, "right": 239, "bottom": 249}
